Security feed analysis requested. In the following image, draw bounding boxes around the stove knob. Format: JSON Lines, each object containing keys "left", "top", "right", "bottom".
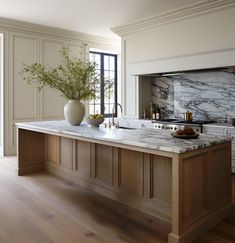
{"left": 174, "top": 127, "right": 177, "bottom": 130}
{"left": 162, "top": 126, "right": 165, "bottom": 129}
{"left": 158, "top": 125, "right": 161, "bottom": 128}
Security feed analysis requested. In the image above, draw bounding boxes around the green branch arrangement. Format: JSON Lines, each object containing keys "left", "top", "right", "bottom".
{"left": 20, "top": 45, "right": 102, "bottom": 101}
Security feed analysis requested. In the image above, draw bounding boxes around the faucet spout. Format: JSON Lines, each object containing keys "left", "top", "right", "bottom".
{"left": 112, "top": 103, "right": 123, "bottom": 126}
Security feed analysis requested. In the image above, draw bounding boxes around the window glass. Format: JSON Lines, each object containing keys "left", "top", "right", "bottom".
{"left": 89, "top": 51, "right": 117, "bottom": 117}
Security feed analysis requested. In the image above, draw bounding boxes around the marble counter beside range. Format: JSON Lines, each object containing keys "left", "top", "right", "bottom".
{"left": 16, "top": 120, "right": 232, "bottom": 154}
{"left": 203, "top": 122, "right": 235, "bottom": 129}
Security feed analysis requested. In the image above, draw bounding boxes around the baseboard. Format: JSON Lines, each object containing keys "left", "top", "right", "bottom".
{"left": 17, "top": 163, "right": 44, "bottom": 175}
{"left": 168, "top": 202, "right": 234, "bottom": 243}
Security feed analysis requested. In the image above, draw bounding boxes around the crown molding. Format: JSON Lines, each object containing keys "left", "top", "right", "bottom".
{"left": 0, "top": 16, "right": 120, "bottom": 47}
{"left": 112, "top": 0, "right": 235, "bottom": 36}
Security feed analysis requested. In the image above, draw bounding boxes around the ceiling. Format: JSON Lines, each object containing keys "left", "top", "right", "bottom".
{"left": 0, "top": 0, "right": 200, "bottom": 39}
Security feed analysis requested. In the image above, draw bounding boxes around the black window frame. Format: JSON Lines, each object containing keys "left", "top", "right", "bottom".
{"left": 89, "top": 51, "right": 118, "bottom": 118}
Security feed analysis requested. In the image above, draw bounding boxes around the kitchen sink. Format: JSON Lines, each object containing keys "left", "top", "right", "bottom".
{"left": 117, "top": 126, "right": 136, "bottom": 130}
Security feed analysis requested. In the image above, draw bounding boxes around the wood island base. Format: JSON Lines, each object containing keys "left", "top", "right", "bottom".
{"left": 17, "top": 128, "right": 233, "bottom": 243}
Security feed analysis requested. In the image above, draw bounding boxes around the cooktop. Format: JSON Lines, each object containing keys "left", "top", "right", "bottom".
{"left": 153, "top": 119, "right": 216, "bottom": 124}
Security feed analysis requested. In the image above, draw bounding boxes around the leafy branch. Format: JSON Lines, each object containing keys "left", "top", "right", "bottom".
{"left": 20, "top": 45, "right": 102, "bottom": 101}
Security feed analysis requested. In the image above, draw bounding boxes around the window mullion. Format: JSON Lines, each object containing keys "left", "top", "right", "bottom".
{"left": 100, "top": 54, "right": 105, "bottom": 115}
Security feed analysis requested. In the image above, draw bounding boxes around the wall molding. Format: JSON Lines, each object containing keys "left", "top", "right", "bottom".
{"left": 112, "top": 0, "right": 235, "bottom": 36}
{"left": 0, "top": 16, "right": 120, "bottom": 48}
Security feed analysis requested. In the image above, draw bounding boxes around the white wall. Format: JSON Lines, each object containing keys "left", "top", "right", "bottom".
{"left": 113, "top": 3, "right": 235, "bottom": 118}
{"left": 0, "top": 17, "right": 120, "bottom": 155}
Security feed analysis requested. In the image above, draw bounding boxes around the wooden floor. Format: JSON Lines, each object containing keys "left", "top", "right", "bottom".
{"left": 0, "top": 157, "right": 234, "bottom": 243}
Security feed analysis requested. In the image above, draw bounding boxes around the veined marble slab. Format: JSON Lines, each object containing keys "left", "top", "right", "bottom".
{"left": 15, "top": 120, "right": 232, "bottom": 154}
{"left": 152, "top": 68, "right": 235, "bottom": 121}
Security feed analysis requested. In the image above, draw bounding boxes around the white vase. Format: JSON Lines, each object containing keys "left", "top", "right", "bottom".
{"left": 64, "top": 100, "right": 85, "bottom": 126}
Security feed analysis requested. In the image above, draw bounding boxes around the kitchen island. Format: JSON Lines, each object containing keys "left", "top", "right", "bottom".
{"left": 16, "top": 120, "right": 233, "bottom": 243}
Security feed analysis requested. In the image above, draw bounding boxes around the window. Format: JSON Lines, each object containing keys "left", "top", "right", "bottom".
{"left": 89, "top": 51, "right": 117, "bottom": 117}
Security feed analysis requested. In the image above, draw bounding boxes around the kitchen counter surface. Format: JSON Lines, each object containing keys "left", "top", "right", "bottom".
{"left": 203, "top": 122, "right": 235, "bottom": 128}
{"left": 16, "top": 120, "right": 232, "bottom": 154}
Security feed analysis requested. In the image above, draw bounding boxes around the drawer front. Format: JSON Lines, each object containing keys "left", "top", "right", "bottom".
{"left": 203, "top": 127, "right": 224, "bottom": 136}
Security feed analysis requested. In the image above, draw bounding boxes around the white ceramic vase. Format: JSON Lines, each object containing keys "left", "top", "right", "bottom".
{"left": 64, "top": 100, "right": 85, "bottom": 126}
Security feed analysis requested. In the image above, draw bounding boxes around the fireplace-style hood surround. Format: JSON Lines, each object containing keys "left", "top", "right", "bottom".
{"left": 114, "top": 1, "right": 235, "bottom": 76}
{"left": 113, "top": 0, "right": 235, "bottom": 118}
{"left": 128, "top": 49, "right": 235, "bottom": 76}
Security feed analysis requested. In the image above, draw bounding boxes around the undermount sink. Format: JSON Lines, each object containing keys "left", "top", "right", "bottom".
{"left": 117, "top": 126, "right": 136, "bottom": 130}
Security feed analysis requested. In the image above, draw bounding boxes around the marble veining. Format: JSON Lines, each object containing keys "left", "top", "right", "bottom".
{"left": 16, "top": 120, "right": 231, "bottom": 154}
{"left": 152, "top": 68, "right": 235, "bottom": 121}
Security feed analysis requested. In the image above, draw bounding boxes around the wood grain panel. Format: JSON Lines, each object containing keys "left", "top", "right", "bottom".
{"left": 151, "top": 155, "right": 172, "bottom": 205}
{"left": 182, "top": 153, "right": 207, "bottom": 225}
{"left": 18, "top": 129, "right": 45, "bottom": 166}
{"left": 75, "top": 140, "right": 91, "bottom": 179}
{"left": 60, "top": 137, "right": 73, "bottom": 170}
{"left": 208, "top": 145, "right": 231, "bottom": 210}
{"left": 45, "top": 134, "right": 59, "bottom": 164}
{"left": 119, "top": 149, "right": 144, "bottom": 197}
{"left": 95, "top": 144, "right": 113, "bottom": 186}
{"left": 18, "top": 128, "right": 45, "bottom": 175}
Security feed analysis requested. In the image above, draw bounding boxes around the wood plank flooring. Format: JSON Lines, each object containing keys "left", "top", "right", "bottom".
{"left": 0, "top": 157, "right": 234, "bottom": 243}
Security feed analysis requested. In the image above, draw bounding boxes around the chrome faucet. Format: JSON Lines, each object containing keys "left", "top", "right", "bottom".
{"left": 111, "top": 103, "right": 123, "bottom": 127}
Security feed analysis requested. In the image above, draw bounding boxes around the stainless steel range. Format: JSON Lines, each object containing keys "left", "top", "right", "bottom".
{"left": 153, "top": 119, "right": 216, "bottom": 133}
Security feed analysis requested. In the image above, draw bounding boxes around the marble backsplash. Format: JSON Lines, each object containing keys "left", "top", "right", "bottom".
{"left": 152, "top": 68, "right": 235, "bottom": 121}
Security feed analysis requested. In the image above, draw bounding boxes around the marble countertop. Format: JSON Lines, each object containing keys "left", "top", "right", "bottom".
{"left": 203, "top": 122, "right": 235, "bottom": 128}
{"left": 16, "top": 120, "right": 232, "bottom": 154}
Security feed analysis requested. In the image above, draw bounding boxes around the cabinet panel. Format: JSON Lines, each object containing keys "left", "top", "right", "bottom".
{"left": 60, "top": 137, "right": 73, "bottom": 170}
{"left": 45, "top": 134, "right": 59, "bottom": 164}
{"left": 19, "top": 129, "right": 45, "bottom": 166}
{"left": 119, "top": 149, "right": 144, "bottom": 197}
{"left": 182, "top": 153, "right": 207, "bottom": 225}
{"left": 151, "top": 155, "right": 172, "bottom": 205}
{"left": 95, "top": 144, "right": 113, "bottom": 186}
{"left": 76, "top": 140, "right": 91, "bottom": 179}
{"left": 208, "top": 145, "right": 231, "bottom": 209}
{"left": 203, "top": 127, "right": 224, "bottom": 135}
{"left": 203, "top": 126, "right": 235, "bottom": 173}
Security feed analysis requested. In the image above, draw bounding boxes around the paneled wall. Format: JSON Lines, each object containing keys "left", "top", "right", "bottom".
{"left": 8, "top": 33, "right": 82, "bottom": 155}
{"left": 0, "top": 18, "right": 120, "bottom": 155}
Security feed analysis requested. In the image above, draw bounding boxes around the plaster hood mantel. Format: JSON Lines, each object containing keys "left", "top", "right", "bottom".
{"left": 112, "top": 0, "right": 235, "bottom": 75}
{"left": 128, "top": 47, "right": 235, "bottom": 76}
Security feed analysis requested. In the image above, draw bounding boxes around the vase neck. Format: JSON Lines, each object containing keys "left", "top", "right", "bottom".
{"left": 68, "top": 99, "right": 80, "bottom": 103}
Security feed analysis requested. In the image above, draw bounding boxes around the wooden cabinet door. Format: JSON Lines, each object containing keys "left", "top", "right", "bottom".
{"left": 93, "top": 144, "right": 114, "bottom": 189}
{"left": 119, "top": 148, "right": 144, "bottom": 197}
